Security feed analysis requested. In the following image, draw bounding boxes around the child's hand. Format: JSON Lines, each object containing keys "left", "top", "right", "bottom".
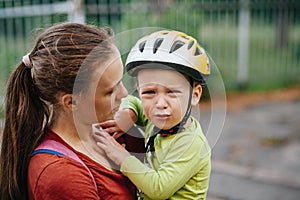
{"left": 114, "top": 109, "right": 137, "bottom": 134}
{"left": 93, "top": 126, "right": 131, "bottom": 166}
{"left": 99, "top": 109, "right": 137, "bottom": 140}
{"left": 98, "top": 119, "right": 124, "bottom": 139}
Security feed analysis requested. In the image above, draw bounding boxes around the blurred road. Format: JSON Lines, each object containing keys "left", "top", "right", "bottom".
{"left": 203, "top": 88, "right": 300, "bottom": 200}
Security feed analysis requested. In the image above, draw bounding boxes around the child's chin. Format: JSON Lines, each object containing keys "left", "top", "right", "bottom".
{"left": 153, "top": 124, "right": 172, "bottom": 131}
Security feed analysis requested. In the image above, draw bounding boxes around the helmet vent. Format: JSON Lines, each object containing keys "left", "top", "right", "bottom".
{"left": 153, "top": 38, "right": 163, "bottom": 54}
{"left": 169, "top": 40, "right": 185, "bottom": 53}
{"left": 188, "top": 40, "right": 194, "bottom": 50}
{"left": 194, "top": 47, "right": 202, "bottom": 56}
{"left": 139, "top": 40, "right": 146, "bottom": 52}
{"left": 181, "top": 35, "right": 189, "bottom": 40}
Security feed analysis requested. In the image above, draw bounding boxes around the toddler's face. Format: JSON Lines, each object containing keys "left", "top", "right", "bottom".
{"left": 137, "top": 68, "right": 192, "bottom": 130}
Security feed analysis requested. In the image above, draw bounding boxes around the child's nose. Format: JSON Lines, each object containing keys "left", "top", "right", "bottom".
{"left": 156, "top": 95, "right": 168, "bottom": 109}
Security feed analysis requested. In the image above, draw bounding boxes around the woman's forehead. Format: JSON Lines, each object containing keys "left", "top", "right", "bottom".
{"left": 91, "top": 56, "right": 123, "bottom": 89}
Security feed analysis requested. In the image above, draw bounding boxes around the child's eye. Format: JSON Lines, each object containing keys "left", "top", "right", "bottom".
{"left": 168, "top": 90, "right": 180, "bottom": 94}
{"left": 141, "top": 90, "right": 155, "bottom": 95}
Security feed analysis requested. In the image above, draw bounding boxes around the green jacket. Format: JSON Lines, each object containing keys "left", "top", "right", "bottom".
{"left": 120, "top": 95, "right": 211, "bottom": 200}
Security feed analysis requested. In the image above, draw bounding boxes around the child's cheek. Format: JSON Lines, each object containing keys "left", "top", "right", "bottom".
{"left": 142, "top": 104, "right": 151, "bottom": 120}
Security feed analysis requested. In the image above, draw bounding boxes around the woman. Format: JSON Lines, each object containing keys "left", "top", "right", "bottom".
{"left": 0, "top": 22, "right": 136, "bottom": 200}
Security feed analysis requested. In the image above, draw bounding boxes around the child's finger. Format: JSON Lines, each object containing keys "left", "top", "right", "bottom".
{"left": 92, "top": 127, "right": 113, "bottom": 144}
{"left": 93, "top": 131, "right": 104, "bottom": 141}
{"left": 112, "top": 131, "right": 125, "bottom": 139}
{"left": 96, "top": 141, "right": 106, "bottom": 149}
{"left": 95, "top": 130, "right": 112, "bottom": 140}
{"left": 95, "top": 129, "right": 122, "bottom": 146}
{"left": 102, "top": 126, "right": 121, "bottom": 135}
{"left": 92, "top": 123, "right": 104, "bottom": 134}
{"left": 98, "top": 120, "right": 116, "bottom": 128}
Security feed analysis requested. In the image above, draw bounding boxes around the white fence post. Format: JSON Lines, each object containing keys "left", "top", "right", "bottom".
{"left": 237, "top": 0, "right": 250, "bottom": 89}
{"left": 68, "top": 0, "right": 85, "bottom": 24}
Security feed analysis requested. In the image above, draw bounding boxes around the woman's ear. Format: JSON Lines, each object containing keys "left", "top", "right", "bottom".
{"left": 61, "top": 94, "right": 78, "bottom": 111}
{"left": 191, "top": 84, "right": 202, "bottom": 106}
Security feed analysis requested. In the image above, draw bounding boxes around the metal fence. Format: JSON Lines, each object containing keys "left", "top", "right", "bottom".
{"left": 0, "top": 0, "right": 299, "bottom": 99}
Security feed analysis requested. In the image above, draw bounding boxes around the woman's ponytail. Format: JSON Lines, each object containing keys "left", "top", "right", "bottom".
{"left": 0, "top": 61, "right": 49, "bottom": 200}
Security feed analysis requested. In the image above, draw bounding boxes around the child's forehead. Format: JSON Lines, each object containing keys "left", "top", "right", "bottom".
{"left": 135, "top": 63, "right": 179, "bottom": 74}
{"left": 137, "top": 68, "right": 189, "bottom": 87}
{"left": 136, "top": 67, "right": 185, "bottom": 78}
{"left": 139, "top": 67, "right": 177, "bottom": 74}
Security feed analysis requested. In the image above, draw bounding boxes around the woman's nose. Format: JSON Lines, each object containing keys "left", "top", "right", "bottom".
{"left": 119, "top": 83, "right": 128, "bottom": 99}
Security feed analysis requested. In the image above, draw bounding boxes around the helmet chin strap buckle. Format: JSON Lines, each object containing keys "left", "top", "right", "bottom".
{"left": 155, "top": 126, "right": 181, "bottom": 137}
{"left": 160, "top": 129, "right": 174, "bottom": 137}
{"left": 146, "top": 124, "right": 185, "bottom": 153}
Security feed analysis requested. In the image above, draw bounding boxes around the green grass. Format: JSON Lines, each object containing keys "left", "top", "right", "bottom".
{"left": 0, "top": 36, "right": 29, "bottom": 98}
{"left": 198, "top": 22, "right": 300, "bottom": 91}
{"left": 1, "top": 9, "right": 300, "bottom": 95}
{"left": 0, "top": 106, "right": 4, "bottom": 119}
{"left": 110, "top": 4, "right": 300, "bottom": 91}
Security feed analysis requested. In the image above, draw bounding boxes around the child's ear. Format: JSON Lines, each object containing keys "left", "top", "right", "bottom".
{"left": 61, "top": 94, "right": 78, "bottom": 111}
{"left": 191, "top": 84, "right": 202, "bottom": 106}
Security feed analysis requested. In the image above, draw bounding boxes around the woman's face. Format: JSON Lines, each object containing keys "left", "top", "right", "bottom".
{"left": 76, "top": 53, "right": 128, "bottom": 125}
{"left": 137, "top": 68, "right": 191, "bottom": 130}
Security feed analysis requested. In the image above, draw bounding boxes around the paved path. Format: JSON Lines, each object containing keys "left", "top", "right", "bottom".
{"left": 203, "top": 99, "right": 300, "bottom": 200}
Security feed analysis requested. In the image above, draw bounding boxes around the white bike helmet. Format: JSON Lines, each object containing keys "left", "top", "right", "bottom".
{"left": 125, "top": 30, "right": 210, "bottom": 84}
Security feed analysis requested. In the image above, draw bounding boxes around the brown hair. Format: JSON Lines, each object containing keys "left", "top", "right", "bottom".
{"left": 0, "top": 22, "right": 115, "bottom": 199}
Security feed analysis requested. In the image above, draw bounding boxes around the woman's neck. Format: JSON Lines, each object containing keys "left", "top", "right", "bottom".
{"left": 50, "top": 120, "right": 117, "bottom": 172}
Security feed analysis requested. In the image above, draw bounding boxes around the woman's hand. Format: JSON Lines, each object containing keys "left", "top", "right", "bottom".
{"left": 93, "top": 127, "right": 131, "bottom": 166}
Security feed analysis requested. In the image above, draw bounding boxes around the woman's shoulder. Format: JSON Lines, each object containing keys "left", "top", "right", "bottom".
{"left": 28, "top": 154, "right": 98, "bottom": 199}
{"left": 29, "top": 153, "right": 89, "bottom": 174}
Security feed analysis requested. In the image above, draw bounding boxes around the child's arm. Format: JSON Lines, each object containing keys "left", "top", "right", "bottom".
{"left": 120, "top": 95, "right": 148, "bottom": 126}
{"left": 94, "top": 129, "right": 211, "bottom": 199}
